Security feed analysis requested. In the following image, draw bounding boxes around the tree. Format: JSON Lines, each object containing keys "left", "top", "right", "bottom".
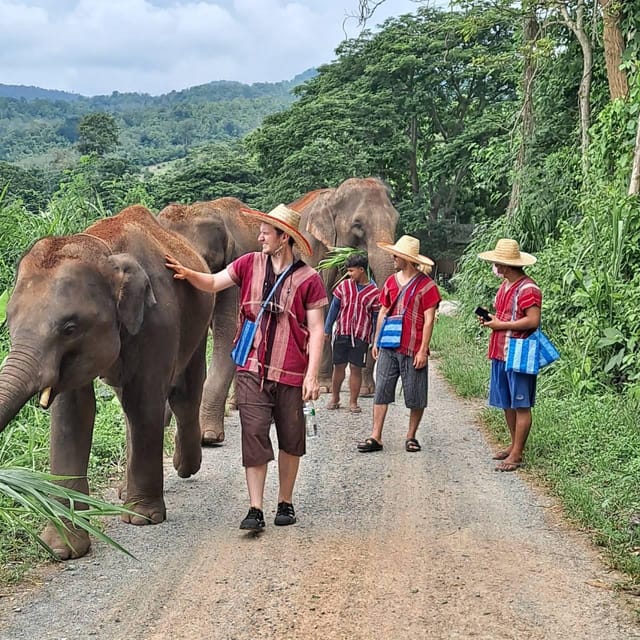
{"left": 77, "top": 112, "right": 120, "bottom": 156}
{"left": 598, "top": 0, "right": 628, "bottom": 100}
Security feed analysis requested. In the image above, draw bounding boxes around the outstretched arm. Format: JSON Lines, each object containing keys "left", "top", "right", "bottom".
{"left": 165, "top": 254, "right": 235, "bottom": 293}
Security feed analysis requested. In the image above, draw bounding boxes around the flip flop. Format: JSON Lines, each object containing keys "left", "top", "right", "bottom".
{"left": 326, "top": 402, "right": 341, "bottom": 410}
{"left": 405, "top": 438, "right": 421, "bottom": 452}
{"left": 494, "top": 461, "right": 525, "bottom": 472}
{"left": 357, "top": 438, "right": 383, "bottom": 453}
{"left": 349, "top": 406, "right": 362, "bottom": 414}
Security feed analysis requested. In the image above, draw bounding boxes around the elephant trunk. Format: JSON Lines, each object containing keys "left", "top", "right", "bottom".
{"left": 0, "top": 346, "right": 43, "bottom": 432}
{"left": 369, "top": 250, "right": 395, "bottom": 288}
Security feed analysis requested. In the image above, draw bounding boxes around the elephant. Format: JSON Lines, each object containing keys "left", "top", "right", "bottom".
{"left": 290, "top": 177, "right": 400, "bottom": 393}
{"left": 0, "top": 205, "right": 213, "bottom": 560}
{"left": 157, "top": 198, "right": 261, "bottom": 446}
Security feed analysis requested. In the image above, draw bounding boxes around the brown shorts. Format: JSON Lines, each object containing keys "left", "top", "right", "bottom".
{"left": 236, "top": 371, "right": 305, "bottom": 467}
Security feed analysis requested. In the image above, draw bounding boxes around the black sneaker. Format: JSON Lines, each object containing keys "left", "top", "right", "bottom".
{"left": 274, "top": 501, "right": 296, "bottom": 526}
{"left": 240, "top": 507, "right": 265, "bottom": 531}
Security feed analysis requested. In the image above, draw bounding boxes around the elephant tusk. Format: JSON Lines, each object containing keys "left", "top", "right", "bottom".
{"left": 39, "top": 387, "right": 52, "bottom": 408}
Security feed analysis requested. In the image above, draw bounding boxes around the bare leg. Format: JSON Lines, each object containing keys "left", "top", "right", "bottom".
{"left": 277, "top": 451, "right": 300, "bottom": 503}
{"left": 330, "top": 363, "right": 346, "bottom": 407}
{"left": 246, "top": 464, "right": 268, "bottom": 510}
{"left": 496, "top": 408, "right": 531, "bottom": 470}
{"left": 349, "top": 365, "right": 362, "bottom": 410}
{"left": 371, "top": 403, "right": 388, "bottom": 443}
{"left": 497, "top": 408, "right": 517, "bottom": 458}
{"left": 406, "top": 408, "right": 424, "bottom": 441}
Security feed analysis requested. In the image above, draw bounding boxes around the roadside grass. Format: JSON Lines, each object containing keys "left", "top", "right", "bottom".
{"left": 432, "top": 314, "right": 640, "bottom": 584}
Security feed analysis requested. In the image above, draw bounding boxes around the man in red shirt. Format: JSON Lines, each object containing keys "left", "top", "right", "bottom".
{"left": 324, "top": 253, "right": 380, "bottom": 413}
{"left": 357, "top": 235, "right": 441, "bottom": 453}
{"left": 477, "top": 238, "right": 541, "bottom": 472}
{"left": 166, "top": 204, "right": 327, "bottom": 530}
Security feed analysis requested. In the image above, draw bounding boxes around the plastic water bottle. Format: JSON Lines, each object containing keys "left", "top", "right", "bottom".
{"left": 303, "top": 401, "right": 318, "bottom": 438}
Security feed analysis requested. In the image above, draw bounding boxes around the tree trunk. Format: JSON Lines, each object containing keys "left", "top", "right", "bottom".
{"left": 408, "top": 114, "right": 420, "bottom": 196}
{"left": 559, "top": 0, "right": 593, "bottom": 175}
{"left": 629, "top": 112, "right": 640, "bottom": 196}
{"left": 507, "top": 9, "right": 539, "bottom": 218}
{"left": 598, "top": 0, "right": 629, "bottom": 100}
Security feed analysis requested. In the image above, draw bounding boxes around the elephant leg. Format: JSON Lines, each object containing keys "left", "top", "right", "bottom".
{"left": 119, "top": 385, "right": 167, "bottom": 526}
{"left": 199, "top": 287, "right": 238, "bottom": 445}
{"left": 41, "top": 384, "right": 96, "bottom": 560}
{"left": 169, "top": 338, "right": 205, "bottom": 478}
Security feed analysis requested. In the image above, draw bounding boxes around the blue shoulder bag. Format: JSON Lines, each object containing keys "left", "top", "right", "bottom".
{"left": 231, "top": 265, "right": 292, "bottom": 367}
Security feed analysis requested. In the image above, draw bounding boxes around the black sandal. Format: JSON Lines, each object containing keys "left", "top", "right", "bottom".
{"left": 357, "top": 438, "right": 383, "bottom": 453}
{"left": 405, "top": 438, "right": 421, "bottom": 452}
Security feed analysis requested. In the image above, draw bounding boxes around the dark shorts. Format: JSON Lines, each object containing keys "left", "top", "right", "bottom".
{"left": 236, "top": 371, "right": 305, "bottom": 467}
{"left": 489, "top": 359, "right": 537, "bottom": 409}
{"left": 373, "top": 348, "right": 428, "bottom": 409}
{"left": 332, "top": 335, "right": 368, "bottom": 368}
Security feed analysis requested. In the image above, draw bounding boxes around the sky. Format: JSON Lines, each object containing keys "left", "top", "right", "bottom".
{"left": 0, "top": 0, "right": 432, "bottom": 96}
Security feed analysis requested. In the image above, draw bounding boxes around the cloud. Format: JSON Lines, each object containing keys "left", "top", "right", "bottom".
{"left": 0, "top": 0, "right": 421, "bottom": 95}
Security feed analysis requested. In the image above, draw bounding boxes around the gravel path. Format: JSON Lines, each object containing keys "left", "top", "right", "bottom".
{"left": 1, "top": 362, "right": 639, "bottom": 640}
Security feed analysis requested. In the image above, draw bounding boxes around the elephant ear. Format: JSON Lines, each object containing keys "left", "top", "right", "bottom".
{"left": 107, "top": 254, "right": 157, "bottom": 335}
{"left": 301, "top": 191, "right": 336, "bottom": 249}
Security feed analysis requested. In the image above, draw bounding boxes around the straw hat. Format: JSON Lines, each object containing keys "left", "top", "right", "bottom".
{"left": 477, "top": 238, "right": 536, "bottom": 267}
{"left": 377, "top": 235, "right": 434, "bottom": 267}
{"left": 240, "top": 204, "right": 312, "bottom": 256}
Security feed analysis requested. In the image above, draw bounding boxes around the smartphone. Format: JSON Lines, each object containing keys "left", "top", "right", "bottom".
{"left": 474, "top": 306, "right": 492, "bottom": 322}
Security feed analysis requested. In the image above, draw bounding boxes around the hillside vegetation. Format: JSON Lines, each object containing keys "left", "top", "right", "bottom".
{"left": 0, "top": 70, "right": 314, "bottom": 167}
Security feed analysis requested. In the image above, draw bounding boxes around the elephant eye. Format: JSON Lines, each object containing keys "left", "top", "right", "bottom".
{"left": 62, "top": 323, "right": 77, "bottom": 336}
{"left": 59, "top": 318, "right": 79, "bottom": 337}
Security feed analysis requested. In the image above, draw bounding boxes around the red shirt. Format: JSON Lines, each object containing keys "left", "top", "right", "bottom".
{"left": 228, "top": 253, "right": 328, "bottom": 386}
{"left": 488, "top": 276, "right": 542, "bottom": 361}
{"left": 333, "top": 279, "right": 380, "bottom": 344}
{"left": 379, "top": 273, "right": 441, "bottom": 356}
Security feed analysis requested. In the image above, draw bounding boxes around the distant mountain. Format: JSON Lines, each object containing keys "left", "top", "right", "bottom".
{"left": 0, "top": 69, "right": 317, "bottom": 167}
{"left": 0, "top": 68, "right": 318, "bottom": 104}
{"left": 0, "top": 84, "right": 82, "bottom": 102}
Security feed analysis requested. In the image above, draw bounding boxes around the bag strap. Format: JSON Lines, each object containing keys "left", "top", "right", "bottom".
{"left": 510, "top": 278, "right": 540, "bottom": 339}
{"left": 387, "top": 274, "right": 422, "bottom": 315}
{"left": 255, "top": 264, "right": 292, "bottom": 324}
{"left": 509, "top": 278, "right": 532, "bottom": 321}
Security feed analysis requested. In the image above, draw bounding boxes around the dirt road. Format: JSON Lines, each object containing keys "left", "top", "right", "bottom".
{"left": 1, "top": 364, "right": 639, "bottom": 639}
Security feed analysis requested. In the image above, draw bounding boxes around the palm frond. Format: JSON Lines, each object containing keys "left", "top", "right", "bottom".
{"left": 0, "top": 467, "right": 138, "bottom": 559}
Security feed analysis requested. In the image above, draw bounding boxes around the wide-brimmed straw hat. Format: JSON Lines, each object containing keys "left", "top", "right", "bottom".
{"left": 377, "top": 235, "right": 434, "bottom": 267}
{"left": 477, "top": 238, "right": 536, "bottom": 267}
{"left": 240, "top": 204, "right": 312, "bottom": 256}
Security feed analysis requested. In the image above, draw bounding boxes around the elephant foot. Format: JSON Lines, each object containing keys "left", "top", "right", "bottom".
{"left": 359, "top": 384, "right": 376, "bottom": 398}
{"left": 41, "top": 521, "right": 91, "bottom": 560}
{"left": 202, "top": 429, "right": 225, "bottom": 446}
{"left": 121, "top": 498, "right": 166, "bottom": 526}
{"left": 173, "top": 447, "right": 202, "bottom": 478}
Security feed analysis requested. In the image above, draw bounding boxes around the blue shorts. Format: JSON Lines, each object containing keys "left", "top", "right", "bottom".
{"left": 489, "top": 359, "right": 537, "bottom": 409}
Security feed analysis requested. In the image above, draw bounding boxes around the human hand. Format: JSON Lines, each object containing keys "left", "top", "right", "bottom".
{"left": 413, "top": 350, "right": 428, "bottom": 370}
{"left": 302, "top": 375, "right": 320, "bottom": 401}
{"left": 371, "top": 345, "right": 379, "bottom": 361}
{"left": 165, "top": 254, "right": 189, "bottom": 280}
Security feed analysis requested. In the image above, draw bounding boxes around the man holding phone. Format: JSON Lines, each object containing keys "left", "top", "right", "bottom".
{"left": 477, "top": 239, "right": 542, "bottom": 472}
